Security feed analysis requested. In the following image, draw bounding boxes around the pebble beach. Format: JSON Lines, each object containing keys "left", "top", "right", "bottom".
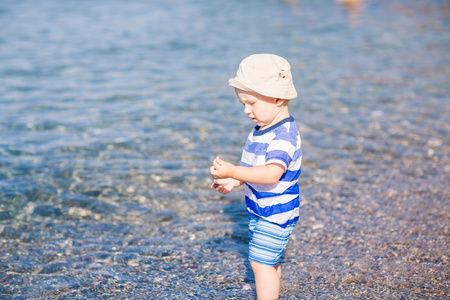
{"left": 0, "top": 0, "right": 448, "bottom": 298}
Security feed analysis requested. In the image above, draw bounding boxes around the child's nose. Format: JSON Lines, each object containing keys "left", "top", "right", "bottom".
{"left": 244, "top": 105, "right": 251, "bottom": 115}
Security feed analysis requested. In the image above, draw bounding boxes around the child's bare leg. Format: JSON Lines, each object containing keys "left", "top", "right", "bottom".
{"left": 250, "top": 261, "right": 281, "bottom": 300}
{"left": 275, "top": 263, "right": 281, "bottom": 279}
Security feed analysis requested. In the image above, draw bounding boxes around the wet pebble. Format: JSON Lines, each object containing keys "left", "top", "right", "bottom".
{"left": 32, "top": 204, "right": 63, "bottom": 217}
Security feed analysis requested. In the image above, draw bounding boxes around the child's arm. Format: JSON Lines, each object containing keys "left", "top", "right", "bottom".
{"left": 210, "top": 156, "right": 285, "bottom": 185}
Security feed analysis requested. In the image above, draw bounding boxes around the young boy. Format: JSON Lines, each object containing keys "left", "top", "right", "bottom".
{"left": 210, "top": 54, "right": 302, "bottom": 300}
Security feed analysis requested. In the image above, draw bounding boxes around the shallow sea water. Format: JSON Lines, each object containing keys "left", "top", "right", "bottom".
{"left": 0, "top": 0, "right": 449, "bottom": 299}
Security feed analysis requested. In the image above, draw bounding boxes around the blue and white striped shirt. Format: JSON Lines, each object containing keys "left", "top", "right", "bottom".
{"left": 241, "top": 116, "right": 302, "bottom": 227}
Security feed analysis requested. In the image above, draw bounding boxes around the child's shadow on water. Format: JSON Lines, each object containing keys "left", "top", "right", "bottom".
{"left": 206, "top": 196, "right": 254, "bottom": 285}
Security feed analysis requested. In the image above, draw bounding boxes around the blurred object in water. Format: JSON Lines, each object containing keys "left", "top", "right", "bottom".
{"left": 335, "top": 0, "right": 365, "bottom": 27}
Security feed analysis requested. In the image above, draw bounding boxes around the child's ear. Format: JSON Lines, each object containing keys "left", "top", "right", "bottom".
{"left": 275, "top": 98, "right": 285, "bottom": 107}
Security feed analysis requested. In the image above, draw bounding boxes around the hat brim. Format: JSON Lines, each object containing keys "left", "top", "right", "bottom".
{"left": 229, "top": 78, "right": 297, "bottom": 100}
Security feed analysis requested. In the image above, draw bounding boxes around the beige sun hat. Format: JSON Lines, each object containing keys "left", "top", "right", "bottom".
{"left": 229, "top": 53, "right": 297, "bottom": 100}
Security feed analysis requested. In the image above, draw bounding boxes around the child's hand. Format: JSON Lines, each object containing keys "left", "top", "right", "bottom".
{"left": 211, "top": 178, "right": 238, "bottom": 195}
{"left": 210, "top": 156, "right": 235, "bottom": 179}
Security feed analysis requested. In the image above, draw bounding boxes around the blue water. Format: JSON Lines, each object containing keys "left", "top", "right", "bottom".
{"left": 1, "top": 0, "right": 449, "bottom": 299}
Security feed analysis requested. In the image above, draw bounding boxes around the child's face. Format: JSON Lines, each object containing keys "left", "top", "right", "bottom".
{"left": 235, "top": 88, "right": 284, "bottom": 129}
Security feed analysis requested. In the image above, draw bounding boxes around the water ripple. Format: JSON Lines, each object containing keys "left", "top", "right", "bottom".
{"left": 0, "top": 0, "right": 449, "bottom": 298}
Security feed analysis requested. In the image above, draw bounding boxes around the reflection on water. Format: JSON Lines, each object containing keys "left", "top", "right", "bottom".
{"left": 0, "top": 0, "right": 449, "bottom": 298}
{"left": 335, "top": 0, "right": 365, "bottom": 27}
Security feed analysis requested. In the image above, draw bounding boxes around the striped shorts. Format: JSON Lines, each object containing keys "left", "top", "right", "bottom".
{"left": 248, "top": 214, "right": 297, "bottom": 266}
